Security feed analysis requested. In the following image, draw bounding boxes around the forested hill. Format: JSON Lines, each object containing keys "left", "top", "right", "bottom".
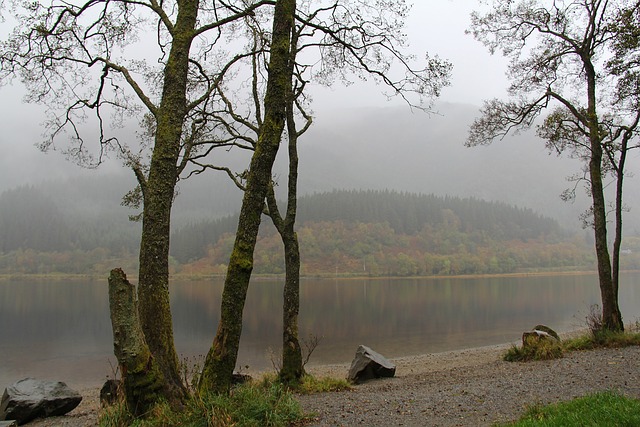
{"left": 170, "top": 189, "right": 563, "bottom": 264}
{"left": 3, "top": 185, "right": 628, "bottom": 276}
{"left": 295, "top": 190, "right": 560, "bottom": 237}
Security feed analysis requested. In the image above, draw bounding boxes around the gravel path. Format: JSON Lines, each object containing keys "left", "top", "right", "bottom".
{"left": 23, "top": 342, "right": 640, "bottom": 426}
{"left": 299, "top": 344, "right": 640, "bottom": 426}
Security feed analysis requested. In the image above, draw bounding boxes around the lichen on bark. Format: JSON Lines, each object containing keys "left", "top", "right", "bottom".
{"left": 108, "top": 268, "right": 165, "bottom": 417}
{"left": 199, "top": 0, "right": 297, "bottom": 395}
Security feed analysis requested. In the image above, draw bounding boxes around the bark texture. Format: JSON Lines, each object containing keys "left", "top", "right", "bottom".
{"left": 584, "top": 59, "right": 624, "bottom": 332}
{"left": 199, "top": 0, "right": 296, "bottom": 394}
{"left": 136, "top": 0, "right": 200, "bottom": 401}
{"left": 108, "top": 268, "right": 164, "bottom": 417}
{"left": 269, "top": 73, "right": 304, "bottom": 383}
{"left": 280, "top": 231, "right": 304, "bottom": 382}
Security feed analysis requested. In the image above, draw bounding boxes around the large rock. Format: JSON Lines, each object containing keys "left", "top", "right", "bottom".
{"left": 532, "top": 324, "right": 560, "bottom": 341}
{"left": 0, "top": 378, "right": 82, "bottom": 425}
{"left": 347, "top": 345, "right": 396, "bottom": 384}
{"left": 522, "top": 324, "right": 560, "bottom": 348}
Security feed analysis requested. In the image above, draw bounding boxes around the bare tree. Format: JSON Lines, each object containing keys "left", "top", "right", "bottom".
{"left": 186, "top": 13, "right": 312, "bottom": 385}
{"left": 198, "top": 0, "right": 297, "bottom": 395}
{"left": 0, "top": 0, "right": 274, "bottom": 407}
{"left": 467, "top": 0, "right": 640, "bottom": 332}
{"left": 606, "top": 1, "right": 640, "bottom": 315}
{"left": 196, "top": 0, "right": 451, "bottom": 394}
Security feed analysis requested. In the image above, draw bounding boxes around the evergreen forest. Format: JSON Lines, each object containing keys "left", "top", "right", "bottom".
{"left": 2, "top": 184, "right": 638, "bottom": 277}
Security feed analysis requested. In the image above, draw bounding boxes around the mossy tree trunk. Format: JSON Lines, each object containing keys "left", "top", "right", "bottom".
{"left": 108, "top": 268, "right": 165, "bottom": 417}
{"left": 136, "top": 0, "right": 200, "bottom": 404}
{"left": 584, "top": 59, "right": 624, "bottom": 332}
{"left": 266, "top": 167, "right": 303, "bottom": 384}
{"left": 265, "top": 56, "right": 306, "bottom": 383}
{"left": 198, "top": 0, "right": 296, "bottom": 395}
{"left": 279, "top": 227, "right": 303, "bottom": 382}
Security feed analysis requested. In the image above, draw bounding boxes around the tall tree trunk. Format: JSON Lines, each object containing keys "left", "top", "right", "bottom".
{"left": 199, "top": 0, "right": 296, "bottom": 395}
{"left": 611, "top": 133, "right": 629, "bottom": 327}
{"left": 108, "top": 268, "right": 165, "bottom": 417}
{"left": 588, "top": 143, "right": 622, "bottom": 331}
{"left": 280, "top": 229, "right": 303, "bottom": 383}
{"left": 585, "top": 61, "right": 623, "bottom": 332}
{"left": 277, "top": 63, "right": 304, "bottom": 383}
{"left": 136, "top": 0, "right": 199, "bottom": 402}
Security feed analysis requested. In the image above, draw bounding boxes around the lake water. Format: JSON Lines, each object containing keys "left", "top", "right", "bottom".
{"left": 1, "top": 272, "right": 639, "bottom": 389}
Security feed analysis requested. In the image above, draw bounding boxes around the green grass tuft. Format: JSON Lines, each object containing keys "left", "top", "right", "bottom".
{"left": 563, "top": 329, "right": 640, "bottom": 352}
{"left": 504, "top": 327, "right": 640, "bottom": 362}
{"left": 498, "top": 391, "right": 640, "bottom": 426}
{"left": 256, "top": 371, "right": 351, "bottom": 394}
{"left": 503, "top": 339, "right": 564, "bottom": 362}
{"left": 296, "top": 374, "right": 351, "bottom": 394}
{"left": 99, "top": 379, "right": 306, "bottom": 427}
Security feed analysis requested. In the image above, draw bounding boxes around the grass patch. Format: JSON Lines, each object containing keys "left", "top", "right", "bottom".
{"left": 256, "top": 372, "right": 351, "bottom": 394}
{"left": 499, "top": 391, "right": 640, "bottom": 426}
{"left": 503, "top": 339, "right": 564, "bottom": 362}
{"left": 296, "top": 374, "right": 351, "bottom": 394}
{"left": 563, "top": 328, "right": 640, "bottom": 351}
{"left": 99, "top": 379, "right": 306, "bottom": 427}
{"left": 504, "top": 322, "right": 640, "bottom": 362}
{"left": 99, "top": 372, "right": 350, "bottom": 426}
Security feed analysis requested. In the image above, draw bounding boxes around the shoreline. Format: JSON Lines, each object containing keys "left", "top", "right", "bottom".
{"left": 27, "top": 326, "right": 640, "bottom": 427}
{"left": 3, "top": 269, "right": 628, "bottom": 283}
{"left": 25, "top": 342, "right": 517, "bottom": 426}
{"left": 304, "top": 342, "right": 513, "bottom": 381}
{"left": 304, "top": 327, "right": 592, "bottom": 380}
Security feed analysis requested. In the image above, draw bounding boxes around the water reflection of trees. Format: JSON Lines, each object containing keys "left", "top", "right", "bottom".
{"left": 0, "top": 275, "right": 613, "bottom": 371}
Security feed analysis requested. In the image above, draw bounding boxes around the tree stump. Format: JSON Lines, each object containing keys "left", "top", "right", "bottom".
{"left": 108, "top": 268, "right": 164, "bottom": 417}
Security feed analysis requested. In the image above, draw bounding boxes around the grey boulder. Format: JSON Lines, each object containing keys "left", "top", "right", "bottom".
{"left": 0, "top": 378, "right": 82, "bottom": 425}
{"left": 522, "top": 324, "right": 560, "bottom": 348}
{"left": 348, "top": 345, "right": 396, "bottom": 384}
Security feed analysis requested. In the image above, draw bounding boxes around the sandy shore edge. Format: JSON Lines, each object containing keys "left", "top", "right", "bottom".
{"left": 26, "top": 329, "right": 595, "bottom": 426}
{"left": 24, "top": 342, "right": 513, "bottom": 426}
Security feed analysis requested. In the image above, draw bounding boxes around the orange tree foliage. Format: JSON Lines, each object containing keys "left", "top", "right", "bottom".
{"left": 176, "top": 220, "right": 605, "bottom": 277}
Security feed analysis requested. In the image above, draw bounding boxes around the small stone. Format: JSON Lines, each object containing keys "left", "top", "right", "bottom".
{"left": 99, "top": 379, "right": 121, "bottom": 406}
{"left": 532, "top": 324, "right": 560, "bottom": 340}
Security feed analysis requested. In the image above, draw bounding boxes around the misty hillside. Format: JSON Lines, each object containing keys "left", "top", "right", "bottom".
{"left": 170, "top": 190, "right": 610, "bottom": 277}
{"left": 170, "top": 189, "right": 565, "bottom": 264}
{"left": 2, "top": 101, "right": 640, "bottom": 236}
{"left": 164, "top": 101, "right": 640, "bottom": 232}
{"left": 1, "top": 184, "right": 615, "bottom": 277}
{"left": 3, "top": 101, "right": 639, "bottom": 232}
{"left": 292, "top": 103, "right": 640, "bottom": 232}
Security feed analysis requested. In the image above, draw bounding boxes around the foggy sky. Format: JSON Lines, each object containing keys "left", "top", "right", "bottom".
{"left": 0, "top": 1, "right": 508, "bottom": 188}
{"left": 2, "top": 1, "right": 634, "bottom": 231}
{"left": 310, "top": 1, "right": 509, "bottom": 109}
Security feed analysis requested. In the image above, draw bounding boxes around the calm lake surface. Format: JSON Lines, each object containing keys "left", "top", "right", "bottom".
{"left": 1, "top": 272, "right": 639, "bottom": 388}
